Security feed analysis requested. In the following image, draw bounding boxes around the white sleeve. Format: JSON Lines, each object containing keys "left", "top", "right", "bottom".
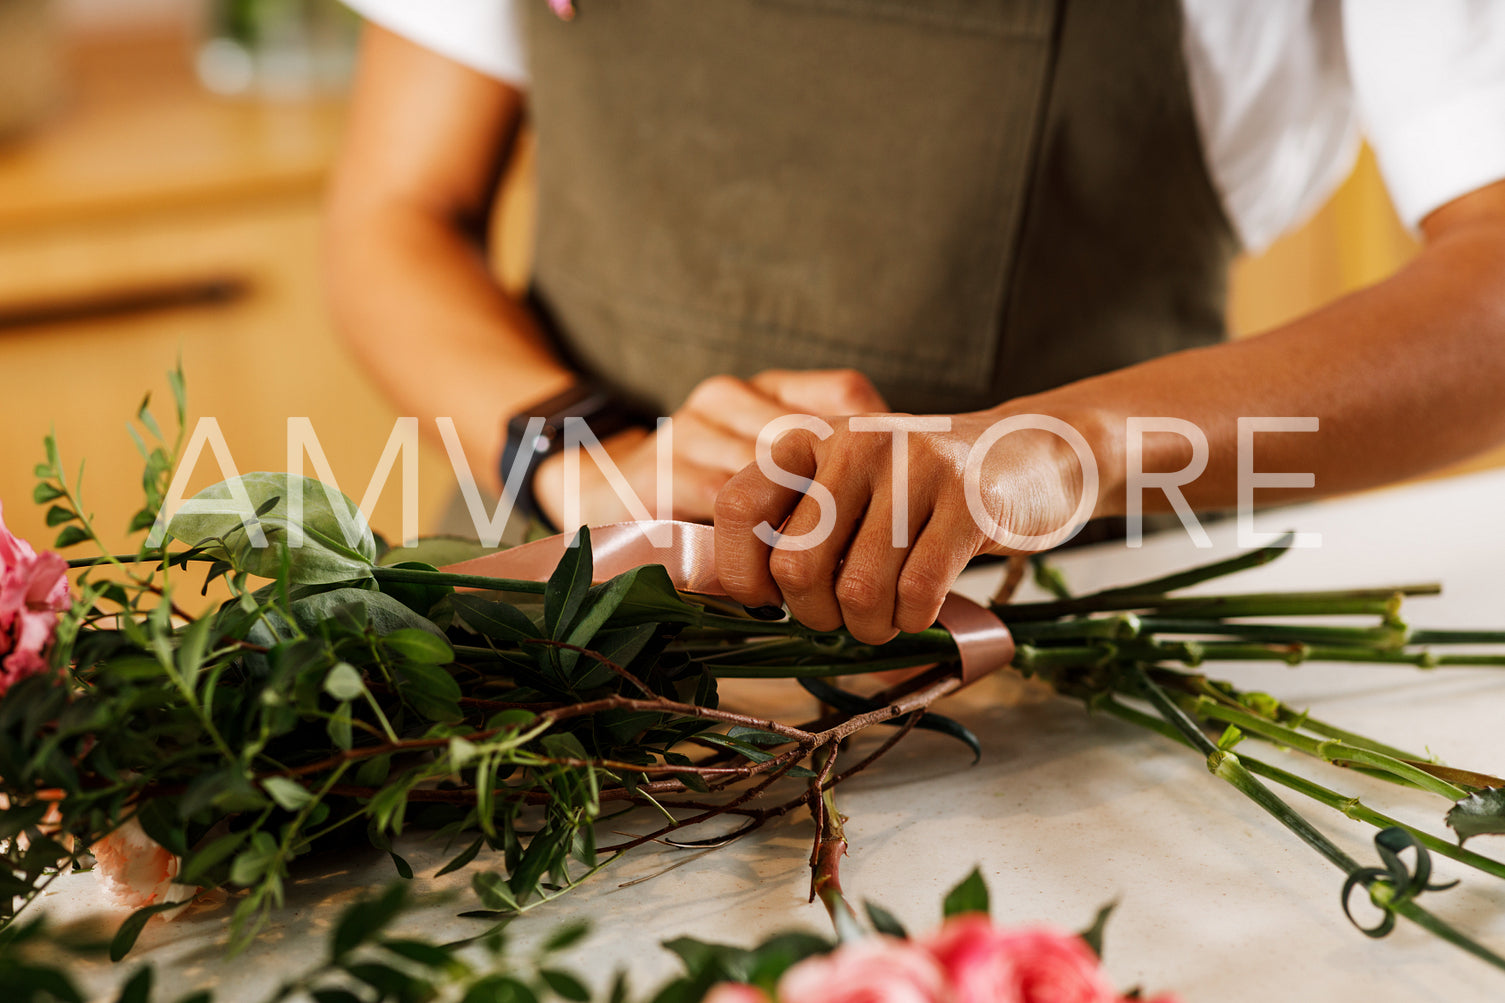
{"left": 1345, "top": 0, "right": 1505, "bottom": 228}
{"left": 342, "top": 0, "right": 529, "bottom": 85}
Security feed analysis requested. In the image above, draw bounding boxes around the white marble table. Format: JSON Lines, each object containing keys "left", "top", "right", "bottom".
{"left": 33, "top": 469, "right": 1505, "bottom": 1002}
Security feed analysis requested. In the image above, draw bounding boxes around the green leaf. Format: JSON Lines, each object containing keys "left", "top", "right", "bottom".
{"left": 45, "top": 504, "right": 75, "bottom": 527}
{"left": 381, "top": 938, "right": 457, "bottom": 970}
{"left": 384, "top": 629, "right": 455, "bottom": 664}
{"left": 344, "top": 962, "right": 419, "bottom": 998}
{"left": 863, "top": 901, "right": 908, "bottom": 938}
{"left": 229, "top": 831, "right": 280, "bottom": 887}
{"left": 114, "top": 966, "right": 153, "bottom": 1003}
{"left": 545, "top": 527, "right": 593, "bottom": 639}
{"left": 1447, "top": 787, "right": 1505, "bottom": 844}
{"left": 509, "top": 826, "right": 567, "bottom": 903}
{"left": 311, "top": 992, "right": 364, "bottom": 1003}
{"left": 179, "top": 831, "right": 250, "bottom": 885}
{"left": 693, "top": 733, "right": 814, "bottom": 777}
{"left": 726, "top": 727, "right": 788, "bottom": 747}
{"left": 166, "top": 472, "right": 376, "bottom": 584}
{"left": 462, "top": 976, "right": 539, "bottom": 1003}
{"left": 290, "top": 588, "right": 447, "bottom": 639}
{"left": 54, "top": 525, "right": 90, "bottom": 549}
{"left": 540, "top": 969, "right": 591, "bottom": 1001}
{"left": 176, "top": 615, "right": 213, "bottom": 688}
{"left": 332, "top": 883, "right": 408, "bottom": 958}
{"left": 1078, "top": 901, "right": 1117, "bottom": 960}
{"left": 110, "top": 901, "right": 186, "bottom": 961}
{"left": 596, "top": 564, "right": 705, "bottom": 627}
{"left": 261, "top": 776, "right": 314, "bottom": 812}
{"left": 137, "top": 394, "right": 164, "bottom": 441}
{"left": 168, "top": 364, "right": 187, "bottom": 420}
{"left": 435, "top": 836, "right": 486, "bottom": 878}
{"left": 327, "top": 703, "right": 354, "bottom": 751}
{"left": 32, "top": 483, "right": 64, "bottom": 503}
{"left": 323, "top": 661, "right": 365, "bottom": 701}
{"left": 128, "top": 509, "right": 158, "bottom": 534}
{"left": 394, "top": 661, "right": 463, "bottom": 723}
{"left": 942, "top": 868, "right": 990, "bottom": 918}
{"left": 452, "top": 594, "right": 541, "bottom": 644}
{"left": 472, "top": 871, "right": 519, "bottom": 913}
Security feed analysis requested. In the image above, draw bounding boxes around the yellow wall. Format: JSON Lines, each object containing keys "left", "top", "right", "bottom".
{"left": 1228, "top": 146, "right": 1417, "bottom": 336}
{"left": 1228, "top": 147, "right": 1505, "bottom": 479}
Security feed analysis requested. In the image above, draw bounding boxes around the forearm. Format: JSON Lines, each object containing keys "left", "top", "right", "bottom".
{"left": 324, "top": 201, "right": 573, "bottom": 493}
{"left": 1019, "top": 207, "right": 1505, "bottom": 518}
{"left": 324, "top": 25, "right": 577, "bottom": 495}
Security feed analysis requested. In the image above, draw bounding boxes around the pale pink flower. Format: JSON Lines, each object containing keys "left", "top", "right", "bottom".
{"left": 549, "top": 0, "right": 576, "bottom": 20}
{"left": 923, "top": 917, "right": 1116, "bottom": 1003}
{"left": 703, "top": 984, "right": 771, "bottom": 1003}
{"left": 0, "top": 501, "right": 72, "bottom": 694}
{"left": 778, "top": 936, "right": 949, "bottom": 1003}
{"left": 92, "top": 816, "right": 196, "bottom": 913}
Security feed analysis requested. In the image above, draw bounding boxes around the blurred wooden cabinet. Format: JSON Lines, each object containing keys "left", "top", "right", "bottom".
{"left": 0, "top": 28, "right": 451, "bottom": 561}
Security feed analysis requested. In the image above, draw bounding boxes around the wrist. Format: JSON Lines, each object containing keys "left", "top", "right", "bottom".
{"left": 532, "top": 426, "right": 650, "bottom": 533}
{"left": 499, "top": 382, "right": 645, "bottom": 534}
{"left": 985, "top": 397, "right": 1125, "bottom": 520}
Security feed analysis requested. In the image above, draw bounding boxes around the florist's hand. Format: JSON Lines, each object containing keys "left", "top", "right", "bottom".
{"left": 534, "top": 370, "right": 887, "bottom": 530}
{"left": 713, "top": 408, "right": 1101, "bottom": 644}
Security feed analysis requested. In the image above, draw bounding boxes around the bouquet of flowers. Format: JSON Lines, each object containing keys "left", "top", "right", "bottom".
{"left": 5, "top": 374, "right": 1505, "bottom": 1000}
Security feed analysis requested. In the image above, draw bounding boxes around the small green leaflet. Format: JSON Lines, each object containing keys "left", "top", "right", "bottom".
{"left": 1447, "top": 787, "right": 1505, "bottom": 843}
{"left": 942, "top": 867, "right": 990, "bottom": 918}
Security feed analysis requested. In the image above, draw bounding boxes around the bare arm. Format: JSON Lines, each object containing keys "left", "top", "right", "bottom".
{"left": 324, "top": 25, "right": 572, "bottom": 494}
{"left": 1057, "top": 179, "right": 1505, "bottom": 512}
{"left": 715, "top": 180, "right": 1505, "bottom": 643}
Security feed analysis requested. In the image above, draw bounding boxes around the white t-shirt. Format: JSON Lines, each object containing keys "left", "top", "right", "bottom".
{"left": 344, "top": 0, "right": 1505, "bottom": 252}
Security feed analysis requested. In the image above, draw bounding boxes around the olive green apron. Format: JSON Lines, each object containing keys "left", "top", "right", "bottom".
{"left": 520, "top": 0, "right": 1237, "bottom": 417}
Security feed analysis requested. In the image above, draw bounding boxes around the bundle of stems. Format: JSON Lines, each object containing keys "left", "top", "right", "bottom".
{"left": 11, "top": 392, "right": 1505, "bottom": 979}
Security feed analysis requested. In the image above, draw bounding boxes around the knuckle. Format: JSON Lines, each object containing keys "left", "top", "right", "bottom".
{"left": 895, "top": 565, "right": 948, "bottom": 617}
{"left": 687, "top": 374, "right": 740, "bottom": 409}
{"left": 834, "top": 569, "right": 888, "bottom": 616}
{"left": 712, "top": 479, "right": 762, "bottom": 526}
{"left": 768, "top": 549, "right": 822, "bottom": 595}
{"left": 833, "top": 369, "right": 877, "bottom": 405}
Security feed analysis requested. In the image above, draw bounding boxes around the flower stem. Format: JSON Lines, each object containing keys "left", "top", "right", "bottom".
{"left": 1099, "top": 697, "right": 1505, "bottom": 882}
{"left": 1127, "top": 664, "right": 1505, "bottom": 972}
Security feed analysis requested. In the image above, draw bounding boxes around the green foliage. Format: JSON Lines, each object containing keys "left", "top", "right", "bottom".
{"left": 941, "top": 867, "right": 990, "bottom": 919}
{"left": 1447, "top": 788, "right": 1505, "bottom": 844}
{"left": 166, "top": 472, "right": 377, "bottom": 585}
{"left": 16, "top": 369, "right": 1505, "bottom": 996}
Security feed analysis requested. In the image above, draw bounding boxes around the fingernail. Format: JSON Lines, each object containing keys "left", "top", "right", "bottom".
{"left": 743, "top": 604, "right": 786, "bottom": 621}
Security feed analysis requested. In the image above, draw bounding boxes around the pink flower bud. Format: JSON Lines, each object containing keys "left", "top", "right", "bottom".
{"left": 778, "top": 936, "right": 950, "bottom": 1003}
{"left": 922, "top": 916, "right": 1117, "bottom": 1003}
{"left": 0, "top": 502, "right": 73, "bottom": 696}
{"left": 91, "top": 816, "right": 196, "bottom": 914}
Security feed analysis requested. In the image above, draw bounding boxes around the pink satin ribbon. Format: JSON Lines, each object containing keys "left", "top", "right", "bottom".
{"left": 440, "top": 520, "right": 1014, "bottom": 686}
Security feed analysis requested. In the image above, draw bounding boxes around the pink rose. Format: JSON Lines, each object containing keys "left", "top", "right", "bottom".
{"left": 91, "top": 816, "right": 196, "bottom": 913}
{"left": 923, "top": 917, "right": 1116, "bottom": 1003}
{"left": 704, "top": 984, "right": 771, "bottom": 1003}
{"left": 778, "top": 937, "right": 949, "bottom": 1003}
{"left": 0, "top": 501, "right": 72, "bottom": 695}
